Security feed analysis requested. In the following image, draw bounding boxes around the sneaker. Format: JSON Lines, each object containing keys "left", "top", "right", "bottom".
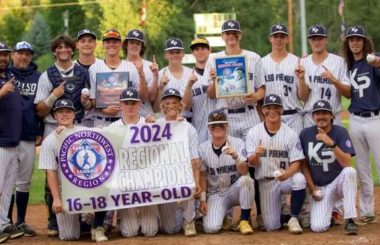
{"left": 47, "top": 228, "right": 59, "bottom": 237}
{"left": 0, "top": 232, "right": 9, "bottom": 244}
{"left": 288, "top": 217, "right": 302, "bottom": 234}
{"left": 345, "top": 219, "right": 358, "bottom": 235}
{"left": 91, "top": 227, "right": 108, "bottom": 243}
{"left": 238, "top": 220, "right": 253, "bottom": 235}
{"left": 355, "top": 216, "right": 377, "bottom": 225}
{"left": 3, "top": 224, "right": 24, "bottom": 239}
{"left": 183, "top": 221, "right": 197, "bottom": 237}
{"left": 17, "top": 223, "right": 37, "bottom": 237}
{"left": 331, "top": 210, "right": 344, "bottom": 226}
{"left": 250, "top": 215, "right": 265, "bottom": 231}
{"left": 222, "top": 216, "right": 232, "bottom": 231}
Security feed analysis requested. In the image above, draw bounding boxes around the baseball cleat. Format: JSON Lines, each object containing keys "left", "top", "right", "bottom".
{"left": 344, "top": 219, "right": 358, "bottom": 235}
{"left": 91, "top": 227, "right": 108, "bottom": 243}
{"left": 238, "top": 220, "right": 254, "bottom": 235}
{"left": 3, "top": 224, "right": 24, "bottom": 239}
{"left": 0, "top": 232, "right": 9, "bottom": 244}
{"left": 355, "top": 216, "right": 377, "bottom": 226}
{"left": 288, "top": 217, "right": 302, "bottom": 234}
{"left": 183, "top": 221, "right": 197, "bottom": 237}
{"left": 17, "top": 223, "right": 37, "bottom": 237}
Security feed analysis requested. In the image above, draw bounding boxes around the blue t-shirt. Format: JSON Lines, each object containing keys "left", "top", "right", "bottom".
{"left": 348, "top": 56, "right": 380, "bottom": 113}
{"left": 300, "top": 125, "right": 355, "bottom": 186}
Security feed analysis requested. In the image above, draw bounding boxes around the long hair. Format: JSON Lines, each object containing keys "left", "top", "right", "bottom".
{"left": 122, "top": 40, "right": 146, "bottom": 58}
{"left": 342, "top": 36, "right": 375, "bottom": 70}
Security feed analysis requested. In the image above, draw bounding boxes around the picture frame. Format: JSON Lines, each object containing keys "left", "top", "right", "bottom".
{"left": 95, "top": 72, "right": 130, "bottom": 108}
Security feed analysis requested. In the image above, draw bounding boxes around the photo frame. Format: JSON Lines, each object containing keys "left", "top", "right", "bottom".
{"left": 95, "top": 72, "right": 130, "bottom": 108}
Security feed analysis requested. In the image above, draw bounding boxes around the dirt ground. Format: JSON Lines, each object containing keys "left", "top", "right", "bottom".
{"left": 4, "top": 187, "right": 380, "bottom": 245}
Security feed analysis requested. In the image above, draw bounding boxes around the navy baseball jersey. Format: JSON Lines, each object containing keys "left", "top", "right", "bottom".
{"left": 300, "top": 125, "right": 355, "bottom": 186}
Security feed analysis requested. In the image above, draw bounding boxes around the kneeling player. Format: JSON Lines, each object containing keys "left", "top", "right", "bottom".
{"left": 300, "top": 100, "right": 358, "bottom": 235}
{"left": 246, "top": 94, "right": 306, "bottom": 234}
{"left": 199, "top": 110, "right": 255, "bottom": 235}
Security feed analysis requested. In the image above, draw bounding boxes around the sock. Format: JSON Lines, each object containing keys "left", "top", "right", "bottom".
{"left": 291, "top": 189, "right": 306, "bottom": 217}
{"left": 16, "top": 191, "right": 29, "bottom": 225}
{"left": 7, "top": 194, "right": 15, "bottom": 224}
{"left": 240, "top": 209, "right": 251, "bottom": 221}
{"left": 93, "top": 211, "right": 107, "bottom": 228}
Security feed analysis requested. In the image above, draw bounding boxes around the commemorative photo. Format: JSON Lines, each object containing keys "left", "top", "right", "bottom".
{"left": 95, "top": 72, "right": 130, "bottom": 108}
{"left": 215, "top": 55, "right": 248, "bottom": 98}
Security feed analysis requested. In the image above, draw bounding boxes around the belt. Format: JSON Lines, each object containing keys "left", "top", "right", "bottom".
{"left": 227, "top": 105, "right": 254, "bottom": 114}
{"left": 96, "top": 116, "right": 119, "bottom": 122}
{"left": 282, "top": 109, "right": 298, "bottom": 115}
{"left": 353, "top": 110, "right": 380, "bottom": 118}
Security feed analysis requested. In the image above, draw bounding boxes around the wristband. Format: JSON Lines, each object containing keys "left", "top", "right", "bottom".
{"left": 44, "top": 93, "right": 58, "bottom": 108}
{"left": 330, "top": 143, "right": 337, "bottom": 148}
{"left": 200, "top": 192, "right": 206, "bottom": 202}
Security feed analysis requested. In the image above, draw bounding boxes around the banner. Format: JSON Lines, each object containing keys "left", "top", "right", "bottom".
{"left": 57, "top": 121, "right": 194, "bottom": 214}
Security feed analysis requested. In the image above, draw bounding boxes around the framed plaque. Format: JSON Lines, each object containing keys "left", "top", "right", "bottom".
{"left": 95, "top": 72, "right": 129, "bottom": 108}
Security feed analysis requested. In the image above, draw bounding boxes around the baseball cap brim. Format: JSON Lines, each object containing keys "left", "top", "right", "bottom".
{"left": 312, "top": 108, "right": 332, "bottom": 113}
{"left": 53, "top": 105, "right": 75, "bottom": 112}
{"left": 165, "top": 47, "right": 184, "bottom": 51}
{"left": 269, "top": 31, "right": 288, "bottom": 36}
{"left": 208, "top": 120, "right": 228, "bottom": 125}
{"left": 120, "top": 98, "right": 141, "bottom": 102}
{"left": 77, "top": 33, "right": 97, "bottom": 40}
{"left": 162, "top": 94, "right": 182, "bottom": 100}
{"left": 263, "top": 102, "right": 283, "bottom": 107}
{"left": 345, "top": 33, "right": 366, "bottom": 39}
{"left": 0, "top": 48, "right": 12, "bottom": 53}
{"left": 125, "top": 37, "right": 145, "bottom": 43}
{"left": 307, "top": 34, "right": 327, "bottom": 38}
{"left": 14, "top": 48, "right": 33, "bottom": 54}
{"left": 222, "top": 29, "right": 241, "bottom": 33}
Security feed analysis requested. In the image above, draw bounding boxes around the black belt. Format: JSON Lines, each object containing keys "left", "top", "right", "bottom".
{"left": 227, "top": 105, "right": 254, "bottom": 114}
{"left": 96, "top": 116, "right": 119, "bottom": 122}
{"left": 353, "top": 110, "right": 380, "bottom": 118}
{"left": 282, "top": 109, "right": 298, "bottom": 115}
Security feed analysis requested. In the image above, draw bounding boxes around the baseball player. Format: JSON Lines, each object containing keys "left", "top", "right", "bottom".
{"left": 34, "top": 35, "right": 91, "bottom": 236}
{"left": 262, "top": 24, "right": 308, "bottom": 134}
{"left": 342, "top": 25, "right": 380, "bottom": 225}
{"left": 107, "top": 88, "right": 159, "bottom": 238}
{"left": 157, "top": 88, "right": 201, "bottom": 236}
{"left": 0, "top": 41, "right": 24, "bottom": 242}
{"left": 38, "top": 99, "right": 87, "bottom": 241}
{"left": 246, "top": 94, "right": 306, "bottom": 234}
{"left": 198, "top": 110, "right": 255, "bottom": 235}
{"left": 89, "top": 29, "right": 146, "bottom": 128}
{"left": 152, "top": 38, "right": 193, "bottom": 120}
{"left": 123, "top": 29, "right": 159, "bottom": 117}
{"left": 300, "top": 100, "right": 358, "bottom": 234}
{"left": 205, "top": 19, "right": 265, "bottom": 140}
{"left": 182, "top": 37, "right": 216, "bottom": 143}
{"left": 7, "top": 41, "right": 41, "bottom": 237}
{"left": 302, "top": 24, "right": 351, "bottom": 127}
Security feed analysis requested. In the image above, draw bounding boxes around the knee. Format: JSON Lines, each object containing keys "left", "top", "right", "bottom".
{"left": 16, "top": 183, "right": 31, "bottom": 192}
{"left": 238, "top": 175, "right": 254, "bottom": 188}
{"left": 59, "top": 233, "right": 80, "bottom": 241}
{"left": 310, "top": 222, "right": 329, "bottom": 233}
{"left": 342, "top": 167, "right": 357, "bottom": 178}
{"left": 203, "top": 223, "right": 221, "bottom": 234}
{"left": 292, "top": 172, "right": 306, "bottom": 190}
{"left": 121, "top": 229, "right": 139, "bottom": 238}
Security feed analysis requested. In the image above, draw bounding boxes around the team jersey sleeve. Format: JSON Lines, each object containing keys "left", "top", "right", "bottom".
{"left": 89, "top": 65, "right": 97, "bottom": 99}
{"left": 253, "top": 57, "right": 265, "bottom": 89}
{"left": 38, "top": 134, "right": 58, "bottom": 170}
{"left": 199, "top": 144, "right": 207, "bottom": 172}
{"left": 235, "top": 138, "right": 248, "bottom": 162}
{"left": 188, "top": 123, "right": 200, "bottom": 160}
{"left": 245, "top": 128, "right": 256, "bottom": 157}
{"left": 34, "top": 72, "right": 52, "bottom": 103}
{"left": 287, "top": 132, "right": 305, "bottom": 163}
{"left": 338, "top": 59, "right": 350, "bottom": 86}
{"left": 335, "top": 127, "right": 356, "bottom": 156}
{"left": 205, "top": 55, "right": 216, "bottom": 86}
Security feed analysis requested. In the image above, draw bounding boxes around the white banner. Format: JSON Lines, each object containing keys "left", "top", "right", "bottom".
{"left": 57, "top": 121, "right": 194, "bottom": 214}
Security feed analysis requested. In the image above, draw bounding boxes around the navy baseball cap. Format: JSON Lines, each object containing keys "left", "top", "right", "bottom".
{"left": 162, "top": 88, "right": 182, "bottom": 100}
{"left": 0, "top": 42, "right": 11, "bottom": 53}
{"left": 208, "top": 110, "right": 228, "bottom": 125}
{"left": 345, "top": 25, "right": 367, "bottom": 38}
{"left": 165, "top": 38, "right": 184, "bottom": 51}
{"left": 263, "top": 94, "right": 283, "bottom": 107}
{"left": 125, "top": 29, "right": 145, "bottom": 43}
{"left": 189, "top": 37, "right": 210, "bottom": 50}
{"left": 312, "top": 100, "right": 332, "bottom": 113}
{"left": 222, "top": 20, "right": 241, "bottom": 33}
{"left": 77, "top": 29, "right": 97, "bottom": 40}
{"left": 13, "top": 41, "right": 34, "bottom": 54}
{"left": 53, "top": 99, "right": 75, "bottom": 112}
{"left": 120, "top": 88, "right": 140, "bottom": 102}
{"left": 307, "top": 24, "right": 328, "bottom": 38}
{"left": 269, "top": 24, "right": 288, "bottom": 36}
{"left": 102, "top": 29, "right": 122, "bottom": 41}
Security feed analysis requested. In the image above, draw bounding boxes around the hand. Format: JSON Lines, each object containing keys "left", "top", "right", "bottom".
{"left": 255, "top": 139, "right": 266, "bottom": 155}
{"left": 52, "top": 198, "right": 64, "bottom": 214}
{"left": 210, "top": 68, "right": 216, "bottom": 81}
{"left": 243, "top": 92, "right": 258, "bottom": 104}
{"left": 0, "top": 77, "right": 15, "bottom": 98}
{"left": 194, "top": 183, "right": 202, "bottom": 197}
{"left": 159, "top": 68, "right": 169, "bottom": 90}
{"left": 150, "top": 55, "right": 159, "bottom": 76}
{"left": 35, "top": 136, "right": 43, "bottom": 146}
{"left": 133, "top": 60, "right": 144, "bottom": 77}
{"left": 80, "top": 94, "right": 91, "bottom": 108}
{"left": 102, "top": 105, "right": 121, "bottom": 116}
{"left": 52, "top": 81, "right": 66, "bottom": 98}
{"left": 199, "top": 201, "right": 208, "bottom": 215}
{"left": 276, "top": 169, "right": 291, "bottom": 181}
{"left": 295, "top": 58, "right": 305, "bottom": 80}
{"left": 55, "top": 126, "right": 66, "bottom": 135}
{"left": 311, "top": 188, "right": 324, "bottom": 201}
{"left": 316, "top": 127, "right": 334, "bottom": 146}
{"left": 145, "top": 114, "right": 156, "bottom": 123}
{"left": 321, "top": 65, "right": 337, "bottom": 83}
{"left": 222, "top": 145, "right": 238, "bottom": 159}
{"left": 187, "top": 69, "right": 198, "bottom": 87}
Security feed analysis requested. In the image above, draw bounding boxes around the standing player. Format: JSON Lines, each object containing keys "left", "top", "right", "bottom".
{"left": 262, "top": 24, "right": 308, "bottom": 134}
{"left": 0, "top": 41, "right": 24, "bottom": 242}
{"left": 246, "top": 94, "right": 306, "bottom": 234}
{"left": 89, "top": 29, "right": 147, "bottom": 128}
{"left": 182, "top": 37, "right": 216, "bottom": 142}
{"left": 302, "top": 24, "right": 351, "bottom": 127}
{"left": 205, "top": 19, "right": 265, "bottom": 140}
{"left": 38, "top": 99, "right": 86, "bottom": 241}
{"left": 108, "top": 88, "right": 159, "bottom": 238}
{"left": 157, "top": 88, "right": 201, "bottom": 236}
{"left": 123, "top": 29, "right": 159, "bottom": 117}
{"left": 300, "top": 100, "right": 358, "bottom": 234}
{"left": 198, "top": 110, "right": 255, "bottom": 235}
{"left": 7, "top": 41, "right": 41, "bottom": 237}
{"left": 342, "top": 25, "right": 380, "bottom": 225}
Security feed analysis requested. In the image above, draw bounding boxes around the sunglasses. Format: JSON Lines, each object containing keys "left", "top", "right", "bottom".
{"left": 103, "top": 30, "right": 121, "bottom": 39}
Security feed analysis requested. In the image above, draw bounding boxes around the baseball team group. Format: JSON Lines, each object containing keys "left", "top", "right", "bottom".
{"left": 0, "top": 18, "right": 379, "bottom": 243}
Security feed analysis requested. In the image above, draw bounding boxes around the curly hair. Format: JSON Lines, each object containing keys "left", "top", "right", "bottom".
{"left": 342, "top": 36, "right": 375, "bottom": 70}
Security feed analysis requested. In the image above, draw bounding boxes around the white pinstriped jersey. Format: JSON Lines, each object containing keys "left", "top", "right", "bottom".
{"left": 246, "top": 122, "right": 304, "bottom": 180}
{"left": 138, "top": 59, "right": 154, "bottom": 117}
{"left": 107, "top": 116, "right": 146, "bottom": 127}
{"left": 199, "top": 136, "right": 247, "bottom": 195}
{"left": 158, "top": 66, "right": 193, "bottom": 96}
{"left": 34, "top": 63, "right": 76, "bottom": 124}
{"left": 74, "top": 58, "right": 103, "bottom": 68}
{"left": 89, "top": 60, "right": 140, "bottom": 118}
{"left": 205, "top": 50, "right": 265, "bottom": 109}
{"left": 302, "top": 53, "right": 349, "bottom": 114}
{"left": 262, "top": 53, "right": 303, "bottom": 111}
